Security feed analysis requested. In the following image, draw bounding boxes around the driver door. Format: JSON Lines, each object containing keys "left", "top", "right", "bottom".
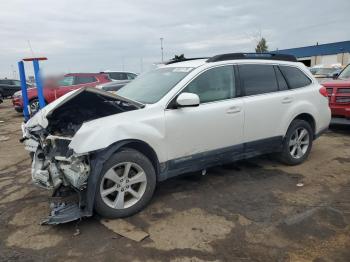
{"left": 164, "top": 65, "right": 244, "bottom": 173}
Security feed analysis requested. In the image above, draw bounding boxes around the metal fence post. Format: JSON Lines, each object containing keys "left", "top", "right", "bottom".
{"left": 17, "top": 61, "right": 30, "bottom": 121}
{"left": 32, "top": 59, "right": 46, "bottom": 109}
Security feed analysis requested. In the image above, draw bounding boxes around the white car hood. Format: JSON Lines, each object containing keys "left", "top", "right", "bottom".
{"left": 25, "top": 87, "right": 143, "bottom": 129}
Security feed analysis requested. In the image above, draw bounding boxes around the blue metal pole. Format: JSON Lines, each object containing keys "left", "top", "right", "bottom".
{"left": 32, "top": 59, "right": 46, "bottom": 109}
{"left": 17, "top": 61, "right": 30, "bottom": 121}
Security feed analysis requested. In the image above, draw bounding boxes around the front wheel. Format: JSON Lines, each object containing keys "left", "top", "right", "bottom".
{"left": 29, "top": 98, "right": 40, "bottom": 115}
{"left": 278, "top": 120, "right": 313, "bottom": 165}
{"left": 94, "top": 148, "right": 156, "bottom": 218}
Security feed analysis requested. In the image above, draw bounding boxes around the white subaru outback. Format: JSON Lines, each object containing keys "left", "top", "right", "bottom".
{"left": 22, "top": 53, "right": 331, "bottom": 224}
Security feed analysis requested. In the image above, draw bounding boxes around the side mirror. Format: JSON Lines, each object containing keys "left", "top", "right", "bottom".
{"left": 332, "top": 72, "right": 339, "bottom": 79}
{"left": 176, "top": 92, "right": 200, "bottom": 107}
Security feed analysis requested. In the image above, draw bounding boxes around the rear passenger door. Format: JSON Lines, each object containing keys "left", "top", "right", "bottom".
{"left": 239, "top": 64, "right": 292, "bottom": 153}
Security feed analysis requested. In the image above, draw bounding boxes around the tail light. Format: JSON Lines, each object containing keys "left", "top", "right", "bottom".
{"left": 319, "top": 86, "right": 328, "bottom": 97}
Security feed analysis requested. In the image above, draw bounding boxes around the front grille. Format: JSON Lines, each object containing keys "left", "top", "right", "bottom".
{"left": 326, "top": 88, "right": 333, "bottom": 95}
{"left": 337, "top": 88, "right": 350, "bottom": 94}
{"left": 335, "top": 97, "right": 350, "bottom": 103}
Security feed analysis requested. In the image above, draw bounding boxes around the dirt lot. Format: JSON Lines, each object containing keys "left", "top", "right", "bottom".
{"left": 0, "top": 99, "right": 349, "bottom": 262}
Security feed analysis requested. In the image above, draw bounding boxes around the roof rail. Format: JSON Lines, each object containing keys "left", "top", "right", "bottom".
{"left": 165, "top": 57, "right": 209, "bottom": 65}
{"left": 207, "top": 53, "right": 297, "bottom": 63}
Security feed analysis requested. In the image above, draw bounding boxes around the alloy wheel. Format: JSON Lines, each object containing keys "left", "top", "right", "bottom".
{"left": 289, "top": 127, "right": 310, "bottom": 159}
{"left": 30, "top": 100, "right": 40, "bottom": 114}
{"left": 100, "top": 162, "right": 147, "bottom": 209}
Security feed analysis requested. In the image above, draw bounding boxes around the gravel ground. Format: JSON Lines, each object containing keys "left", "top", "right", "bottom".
{"left": 0, "top": 99, "right": 349, "bottom": 262}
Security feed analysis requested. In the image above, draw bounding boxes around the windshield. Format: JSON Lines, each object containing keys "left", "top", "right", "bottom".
{"left": 338, "top": 65, "right": 350, "bottom": 79}
{"left": 117, "top": 67, "right": 193, "bottom": 104}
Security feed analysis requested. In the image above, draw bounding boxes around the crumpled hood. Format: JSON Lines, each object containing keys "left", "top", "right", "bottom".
{"left": 25, "top": 89, "right": 81, "bottom": 129}
{"left": 25, "top": 87, "right": 143, "bottom": 130}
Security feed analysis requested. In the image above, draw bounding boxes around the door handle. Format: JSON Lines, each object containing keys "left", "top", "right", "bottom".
{"left": 282, "top": 97, "right": 293, "bottom": 104}
{"left": 226, "top": 106, "right": 241, "bottom": 114}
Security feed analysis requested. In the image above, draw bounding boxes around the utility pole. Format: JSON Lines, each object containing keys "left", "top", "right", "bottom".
{"left": 140, "top": 57, "right": 143, "bottom": 73}
{"left": 160, "top": 37, "right": 164, "bottom": 63}
{"left": 11, "top": 65, "right": 17, "bottom": 79}
{"left": 121, "top": 57, "right": 125, "bottom": 71}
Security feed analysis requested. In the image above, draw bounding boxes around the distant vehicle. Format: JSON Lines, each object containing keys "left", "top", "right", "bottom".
{"left": 323, "top": 64, "right": 350, "bottom": 124}
{"left": 0, "top": 79, "right": 32, "bottom": 99}
{"left": 101, "top": 71, "right": 137, "bottom": 81}
{"left": 310, "top": 65, "right": 343, "bottom": 79}
{"left": 96, "top": 80, "right": 130, "bottom": 92}
{"left": 12, "top": 73, "right": 110, "bottom": 113}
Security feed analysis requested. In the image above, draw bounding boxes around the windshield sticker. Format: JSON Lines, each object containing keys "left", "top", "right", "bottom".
{"left": 173, "top": 67, "right": 193, "bottom": 73}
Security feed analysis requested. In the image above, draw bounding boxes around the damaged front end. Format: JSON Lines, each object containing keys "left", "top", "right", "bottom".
{"left": 22, "top": 87, "right": 143, "bottom": 224}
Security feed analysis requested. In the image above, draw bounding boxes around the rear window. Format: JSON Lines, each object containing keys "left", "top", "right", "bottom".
{"left": 279, "top": 66, "right": 312, "bottom": 89}
{"left": 108, "top": 72, "right": 128, "bottom": 80}
{"left": 127, "top": 73, "right": 137, "bottom": 80}
{"left": 239, "top": 64, "right": 278, "bottom": 96}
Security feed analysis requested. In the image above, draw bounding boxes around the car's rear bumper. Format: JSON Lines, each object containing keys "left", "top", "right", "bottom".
{"left": 314, "top": 127, "right": 329, "bottom": 139}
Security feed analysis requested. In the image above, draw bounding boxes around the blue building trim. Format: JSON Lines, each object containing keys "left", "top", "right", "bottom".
{"left": 273, "top": 41, "right": 350, "bottom": 58}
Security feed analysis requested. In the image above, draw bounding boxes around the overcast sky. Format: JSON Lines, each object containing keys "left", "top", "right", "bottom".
{"left": 1, "top": 0, "right": 349, "bottom": 78}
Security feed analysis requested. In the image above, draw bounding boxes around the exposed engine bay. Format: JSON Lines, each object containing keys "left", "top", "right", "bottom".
{"left": 22, "top": 88, "right": 143, "bottom": 224}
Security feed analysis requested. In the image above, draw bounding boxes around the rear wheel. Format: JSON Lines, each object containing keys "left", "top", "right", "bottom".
{"left": 278, "top": 120, "right": 313, "bottom": 165}
{"left": 94, "top": 148, "right": 156, "bottom": 218}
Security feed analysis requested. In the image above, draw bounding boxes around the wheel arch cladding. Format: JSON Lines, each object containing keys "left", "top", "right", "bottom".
{"left": 120, "top": 141, "right": 160, "bottom": 177}
{"left": 293, "top": 113, "right": 316, "bottom": 136}
{"left": 82, "top": 139, "right": 160, "bottom": 217}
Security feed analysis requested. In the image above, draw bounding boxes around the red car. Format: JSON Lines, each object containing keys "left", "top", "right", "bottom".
{"left": 323, "top": 64, "right": 350, "bottom": 124}
{"left": 12, "top": 73, "right": 110, "bottom": 113}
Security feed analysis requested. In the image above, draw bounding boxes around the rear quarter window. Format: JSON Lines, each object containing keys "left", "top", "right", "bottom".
{"left": 279, "top": 66, "right": 312, "bottom": 89}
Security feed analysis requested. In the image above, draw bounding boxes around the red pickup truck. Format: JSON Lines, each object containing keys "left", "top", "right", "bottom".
{"left": 12, "top": 73, "right": 110, "bottom": 113}
{"left": 323, "top": 64, "right": 350, "bottom": 124}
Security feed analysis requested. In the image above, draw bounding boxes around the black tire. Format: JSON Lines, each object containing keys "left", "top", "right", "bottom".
{"left": 278, "top": 119, "right": 313, "bottom": 166}
{"left": 15, "top": 107, "right": 23, "bottom": 113}
{"left": 29, "top": 98, "right": 40, "bottom": 115}
{"left": 94, "top": 148, "right": 156, "bottom": 218}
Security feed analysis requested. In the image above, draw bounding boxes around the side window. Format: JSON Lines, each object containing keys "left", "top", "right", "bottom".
{"left": 279, "top": 66, "right": 312, "bottom": 89}
{"left": 275, "top": 67, "right": 288, "bottom": 91}
{"left": 1, "top": 80, "right": 12, "bottom": 85}
{"left": 182, "top": 65, "right": 235, "bottom": 103}
{"left": 239, "top": 64, "right": 278, "bottom": 96}
{"left": 58, "top": 76, "right": 74, "bottom": 86}
{"left": 75, "top": 76, "right": 97, "bottom": 84}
